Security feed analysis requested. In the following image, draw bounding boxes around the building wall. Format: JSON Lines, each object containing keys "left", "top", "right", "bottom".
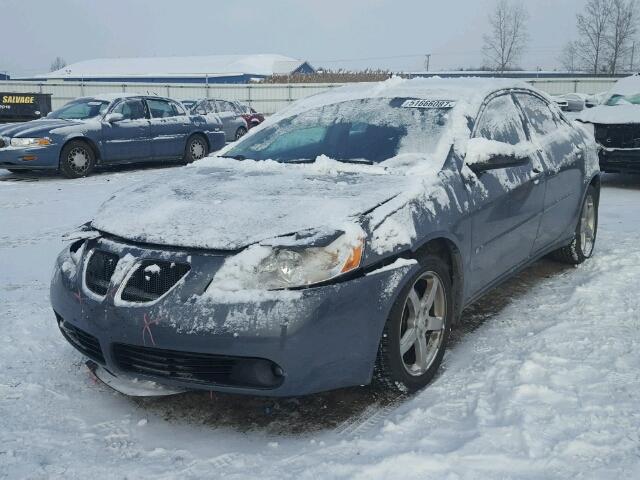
{"left": 0, "top": 77, "right": 619, "bottom": 114}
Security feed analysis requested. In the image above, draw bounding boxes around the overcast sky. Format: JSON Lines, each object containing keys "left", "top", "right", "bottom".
{"left": 1, "top": 0, "right": 587, "bottom": 77}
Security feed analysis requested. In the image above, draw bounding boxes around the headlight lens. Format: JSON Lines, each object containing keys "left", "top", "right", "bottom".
{"left": 211, "top": 234, "right": 365, "bottom": 291}
{"left": 10, "top": 137, "right": 52, "bottom": 147}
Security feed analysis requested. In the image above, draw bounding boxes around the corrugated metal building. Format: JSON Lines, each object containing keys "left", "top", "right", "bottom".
{"left": 22, "top": 54, "right": 315, "bottom": 84}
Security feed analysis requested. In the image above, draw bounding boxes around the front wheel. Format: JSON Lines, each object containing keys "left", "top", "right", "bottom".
{"left": 551, "top": 184, "right": 599, "bottom": 265}
{"left": 184, "top": 134, "right": 209, "bottom": 163}
{"left": 374, "top": 255, "right": 453, "bottom": 393}
{"left": 59, "top": 140, "right": 96, "bottom": 179}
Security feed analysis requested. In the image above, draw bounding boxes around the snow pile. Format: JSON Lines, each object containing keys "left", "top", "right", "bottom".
{"left": 1, "top": 166, "right": 640, "bottom": 479}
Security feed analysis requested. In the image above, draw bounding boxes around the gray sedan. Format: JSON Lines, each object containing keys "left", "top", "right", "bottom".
{"left": 51, "top": 79, "right": 600, "bottom": 397}
{"left": 187, "top": 99, "right": 248, "bottom": 142}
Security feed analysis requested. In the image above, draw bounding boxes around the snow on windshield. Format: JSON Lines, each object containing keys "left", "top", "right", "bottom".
{"left": 225, "top": 98, "right": 452, "bottom": 164}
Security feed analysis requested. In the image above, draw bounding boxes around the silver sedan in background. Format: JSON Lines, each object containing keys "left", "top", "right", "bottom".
{"left": 185, "top": 99, "right": 248, "bottom": 142}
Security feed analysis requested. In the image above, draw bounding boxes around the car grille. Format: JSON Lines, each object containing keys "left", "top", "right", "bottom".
{"left": 85, "top": 250, "right": 119, "bottom": 296}
{"left": 0, "top": 138, "right": 5, "bottom": 149}
{"left": 112, "top": 344, "right": 253, "bottom": 387}
{"left": 58, "top": 319, "right": 105, "bottom": 364}
{"left": 120, "top": 260, "right": 190, "bottom": 303}
{"left": 594, "top": 123, "right": 640, "bottom": 149}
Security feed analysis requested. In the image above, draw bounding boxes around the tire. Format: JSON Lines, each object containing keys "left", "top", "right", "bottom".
{"left": 59, "top": 140, "right": 96, "bottom": 179}
{"left": 551, "top": 184, "right": 599, "bottom": 265}
{"left": 234, "top": 127, "right": 247, "bottom": 141}
{"left": 184, "top": 134, "right": 209, "bottom": 163}
{"left": 374, "top": 254, "right": 453, "bottom": 393}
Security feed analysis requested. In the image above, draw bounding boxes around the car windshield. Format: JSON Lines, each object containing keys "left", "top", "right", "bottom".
{"left": 224, "top": 98, "right": 451, "bottom": 164}
{"left": 49, "top": 99, "right": 110, "bottom": 120}
{"left": 605, "top": 93, "right": 640, "bottom": 106}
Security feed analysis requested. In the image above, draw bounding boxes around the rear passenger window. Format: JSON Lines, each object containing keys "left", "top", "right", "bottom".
{"left": 475, "top": 94, "right": 527, "bottom": 145}
{"left": 515, "top": 94, "right": 559, "bottom": 137}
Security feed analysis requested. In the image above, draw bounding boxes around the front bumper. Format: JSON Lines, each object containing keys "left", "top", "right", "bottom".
{"left": 599, "top": 148, "right": 640, "bottom": 174}
{"left": 0, "top": 143, "right": 61, "bottom": 170}
{"left": 50, "top": 236, "right": 416, "bottom": 397}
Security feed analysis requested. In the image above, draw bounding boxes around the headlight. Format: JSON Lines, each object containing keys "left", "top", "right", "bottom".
{"left": 211, "top": 234, "right": 365, "bottom": 291}
{"left": 10, "top": 137, "right": 52, "bottom": 147}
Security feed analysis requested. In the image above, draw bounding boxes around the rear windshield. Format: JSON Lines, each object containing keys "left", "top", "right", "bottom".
{"left": 605, "top": 93, "right": 640, "bottom": 106}
{"left": 49, "top": 99, "right": 110, "bottom": 120}
{"left": 225, "top": 98, "right": 452, "bottom": 164}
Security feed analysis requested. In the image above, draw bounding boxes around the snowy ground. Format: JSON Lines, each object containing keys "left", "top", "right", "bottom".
{"left": 1, "top": 164, "right": 639, "bottom": 479}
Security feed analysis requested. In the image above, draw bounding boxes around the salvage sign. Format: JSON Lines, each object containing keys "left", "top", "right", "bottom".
{"left": 401, "top": 99, "right": 456, "bottom": 109}
{"left": 0, "top": 92, "right": 52, "bottom": 122}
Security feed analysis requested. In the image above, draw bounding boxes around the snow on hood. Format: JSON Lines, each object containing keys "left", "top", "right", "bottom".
{"left": 577, "top": 104, "right": 640, "bottom": 124}
{"left": 0, "top": 118, "right": 84, "bottom": 137}
{"left": 91, "top": 156, "right": 417, "bottom": 250}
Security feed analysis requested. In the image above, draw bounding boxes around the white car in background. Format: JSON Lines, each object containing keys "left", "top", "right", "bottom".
{"left": 577, "top": 74, "right": 640, "bottom": 174}
{"left": 184, "top": 99, "right": 249, "bottom": 142}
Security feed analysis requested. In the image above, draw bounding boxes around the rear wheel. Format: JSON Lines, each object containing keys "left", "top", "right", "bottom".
{"left": 374, "top": 255, "right": 453, "bottom": 393}
{"left": 59, "top": 140, "right": 96, "bottom": 179}
{"left": 184, "top": 134, "right": 208, "bottom": 163}
{"left": 234, "top": 126, "right": 247, "bottom": 141}
{"left": 551, "top": 185, "right": 598, "bottom": 265}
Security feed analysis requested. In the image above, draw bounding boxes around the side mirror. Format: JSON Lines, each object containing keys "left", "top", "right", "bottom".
{"left": 465, "top": 138, "right": 532, "bottom": 174}
{"left": 104, "top": 112, "right": 124, "bottom": 123}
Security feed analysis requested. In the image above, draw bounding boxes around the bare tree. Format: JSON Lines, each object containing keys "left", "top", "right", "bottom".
{"left": 606, "top": 0, "right": 638, "bottom": 73}
{"left": 576, "top": 0, "right": 613, "bottom": 74}
{"left": 560, "top": 41, "right": 581, "bottom": 72}
{"left": 483, "top": 0, "right": 529, "bottom": 73}
{"left": 50, "top": 57, "right": 67, "bottom": 72}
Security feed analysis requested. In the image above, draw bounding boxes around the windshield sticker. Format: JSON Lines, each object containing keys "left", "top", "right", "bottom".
{"left": 401, "top": 99, "right": 456, "bottom": 109}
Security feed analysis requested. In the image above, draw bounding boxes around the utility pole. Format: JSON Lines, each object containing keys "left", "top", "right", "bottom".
{"left": 424, "top": 54, "right": 431, "bottom": 72}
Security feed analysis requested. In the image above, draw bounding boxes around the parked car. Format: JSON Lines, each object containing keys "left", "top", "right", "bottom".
{"left": 0, "top": 94, "right": 225, "bottom": 178}
{"left": 51, "top": 78, "right": 600, "bottom": 397}
{"left": 577, "top": 74, "right": 640, "bottom": 173}
{"left": 553, "top": 93, "right": 586, "bottom": 112}
{"left": 232, "top": 101, "right": 265, "bottom": 129}
{"left": 187, "top": 99, "right": 248, "bottom": 141}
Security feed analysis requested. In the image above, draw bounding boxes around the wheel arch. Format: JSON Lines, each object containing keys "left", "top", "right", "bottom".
{"left": 188, "top": 131, "right": 210, "bottom": 150}
{"left": 412, "top": 235, "right": 465, "bottom": 325}
{"left": 59, "top": 136, "right": 101, "bottom": 166}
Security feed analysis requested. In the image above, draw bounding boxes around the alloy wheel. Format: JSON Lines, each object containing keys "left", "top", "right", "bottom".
{"left": 399, "top": 271, "right": 447, "bottom": 376}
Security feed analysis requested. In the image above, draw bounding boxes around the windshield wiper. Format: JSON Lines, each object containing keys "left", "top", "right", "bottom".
{"left": 332, "top": 158, "right": 374, "bottom": 165}
{"left": 219, "top": 154, "right": 246, "bottom": 160}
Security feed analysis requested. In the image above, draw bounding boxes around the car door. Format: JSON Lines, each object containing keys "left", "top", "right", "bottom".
{"left": 465, "top": 93, "right": 546, "bottom": 295}
{"left": 101, "top": 98, "right": 151, "bottom": 162}
{"left": 514, "top": 92, "right": 585, "bottom": 253}
{"left": 146, "top": 98, "right": 191, "bottom": 159}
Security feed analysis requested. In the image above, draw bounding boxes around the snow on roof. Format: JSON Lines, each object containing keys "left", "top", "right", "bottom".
{"left": 37, "top": 54, "right": 309, "bottom": 79}
{"left": 270, "top": 77, "right": 535, "bottom": 123}
{"left": 608, "top": 73, "right": 640, "bottom": 96}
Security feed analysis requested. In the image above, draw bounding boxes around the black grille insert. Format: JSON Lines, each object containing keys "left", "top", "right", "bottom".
{"left": 0, "top": 138, "right": 5, "bottom": 149}
{"left": 120, "top": 260, "right": 190, "bottom": 303}
{"left": 58, "top": 318, "right": 105, "bottom": 364}
{"left": 85, "top": 250, "right": 119, "bottom": 296}
{"left": 594, "top": 123, "right": 640, "bottom": 149}
{"left": 112, "top": 344, "right": 283, "bottom": 389}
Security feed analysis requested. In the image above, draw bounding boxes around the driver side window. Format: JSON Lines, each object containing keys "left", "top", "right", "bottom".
{"left": 475, "top": 94, "right": 527, "bottom": 145}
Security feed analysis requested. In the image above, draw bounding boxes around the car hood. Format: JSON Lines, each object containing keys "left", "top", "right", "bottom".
{"left": 0, "top": 119, "right": 85, "bottom": 137}
{"left": 577, "top": 104, "right": 640, "bottom": 125}
{"left": 92, "top": 158, "right": 417, "bottom": 250}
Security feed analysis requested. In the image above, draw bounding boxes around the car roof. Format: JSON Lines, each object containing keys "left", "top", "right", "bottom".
{"left": 73, "top": 93, "right": 176, "bottom": 103}
{"left": 270, "top": 77, "right": 541, "bottom": 122}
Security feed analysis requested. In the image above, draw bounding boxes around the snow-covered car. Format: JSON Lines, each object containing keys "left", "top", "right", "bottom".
{"left": 0, "top": 94, "right": 226, "bottom": 178}
{"left": 187, "top": 99, "right": 248, "bottom": 141}
{"left": 232, "top": 100, "right": 265, "bottom": 129}
{"left": 553, "top": 93, "right": 587, "bottom": 112}
{"left": 50, "top": 78, "right": 601, "bottom": 397}
{"left": 577, "top": 74, "right": 640, "bottom": 173}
